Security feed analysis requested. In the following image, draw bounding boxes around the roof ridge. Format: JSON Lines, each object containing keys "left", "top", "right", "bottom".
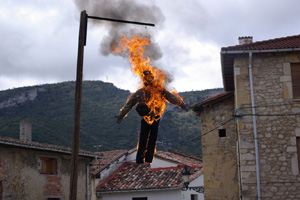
{"left": 96, "top": 162, "right": 203, "bottom": 192}
{"left": 0, "top": 135, "right": 96, "bottom": 157}
{"left": 96, "top": 162, "right": 134, "bottom": 190}
{"left": 167, "top": 149, "right": 202, "bottom": 161}
{"left": 222, "top": 34, "right": 300, "bottom": 51}
{"left": 148, "top": 165, "right": 185, "bottom": 171}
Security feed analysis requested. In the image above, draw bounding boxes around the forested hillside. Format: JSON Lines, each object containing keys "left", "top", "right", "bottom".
{"left": 0, "top": 81, "right": 223, "bottom": 155}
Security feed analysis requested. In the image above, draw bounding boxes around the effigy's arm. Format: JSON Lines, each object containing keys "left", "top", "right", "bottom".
{"left": 163, "top": 89, "right": 188, "bottom": 111}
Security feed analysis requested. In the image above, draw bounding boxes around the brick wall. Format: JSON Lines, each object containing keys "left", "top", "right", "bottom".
{"left": 44, "top": 175, "right": 63, "bottom": 197}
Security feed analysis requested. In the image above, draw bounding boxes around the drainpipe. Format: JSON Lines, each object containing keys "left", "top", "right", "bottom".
{"left": 87, "top": 163, "right": 90, "bottom": 200}
{"left": 87, "top": 157, "right": 97, "bottom": 200}
{"left": 248, "top": 52, "right": 261, "bottom": 199}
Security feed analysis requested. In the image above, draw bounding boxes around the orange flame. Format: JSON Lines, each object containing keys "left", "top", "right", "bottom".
{"left": 111, "top": 35, "right": 181, "bottom": 124}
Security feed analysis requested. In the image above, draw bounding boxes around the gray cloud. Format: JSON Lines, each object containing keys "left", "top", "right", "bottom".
{"left": 73, "top": 0, "right": 165, "bottom": 61}
{"left": 1, "top": 0, "right": 300, "bottom": 92}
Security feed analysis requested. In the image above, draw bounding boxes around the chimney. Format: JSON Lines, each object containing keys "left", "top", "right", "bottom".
{"left": 238, "top": 36, "right": 253, "bottom": 45}
{"left": 20, "top": 119, "right": 32, "bottom": 143}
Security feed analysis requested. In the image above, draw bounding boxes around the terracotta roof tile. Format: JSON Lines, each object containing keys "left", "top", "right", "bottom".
{"left": 92, "top": 149, "right": 128, "bottom": 175}
{"left": 190, "top": 92, "right": 234, "bottom": 113}
{"left": 96, "top": 162, "right": 202, "bottom": 192}
{"left": 155, "top": 149, "right": 202, "bottom": 167}
{"left": 0, "top": 136, "right": 97, "bottom": 158}
{"left": 222, "top": 34, "right": 300, "bottom": 51}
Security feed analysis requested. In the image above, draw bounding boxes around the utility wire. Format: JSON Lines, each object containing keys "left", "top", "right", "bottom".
{"left": 238, "top": 103, "right": 296, "bottom": 109}
{"left": 199, "top": 117, "right": 236, "bottom": 137}
{"left": 235, "top": 113, "right": 300, "bottom": 117}
{"left": 177, "top": 117, "right": 236, "bottom": 147}
{"left": 177, "top": 110, "right": 300, "bottom": 148}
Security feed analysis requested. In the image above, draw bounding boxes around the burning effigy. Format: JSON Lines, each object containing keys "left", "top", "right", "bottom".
{"left": 113, "top": 35, "right": 188, "bottom": 164}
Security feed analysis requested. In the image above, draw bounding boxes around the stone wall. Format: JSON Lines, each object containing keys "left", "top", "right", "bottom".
{"left": 200, "top": 96, "right": 239, "bottom": 200}
{"left": 0, "top": 146, "right": 92, "bottom": 200}
{"left": 234, "top": 52, "right": 300, "bottom": 200}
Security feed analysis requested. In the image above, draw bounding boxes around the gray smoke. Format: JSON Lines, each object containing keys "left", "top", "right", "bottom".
{"left": 74, "top": 0, "right": 165, "bottom": 60}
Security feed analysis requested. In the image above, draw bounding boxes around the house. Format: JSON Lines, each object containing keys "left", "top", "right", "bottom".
{"left": 0, "top": 120, "right": 97, "bottom": 200}
{"left": 91, "top": 149, "right": 128, "bottom": 200}
{"left": 191, "top": 35, "right": 300, "bottom": 199}
{"left": 191, "top": 92, "right": 238, "bottom": 199}
{"left": 94, "top": 148, "right": 204, "bottom": 200}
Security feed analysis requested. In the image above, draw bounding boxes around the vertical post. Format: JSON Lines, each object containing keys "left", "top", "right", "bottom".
{"left": 69, "top": 10, "right": 87, "bottom": 200}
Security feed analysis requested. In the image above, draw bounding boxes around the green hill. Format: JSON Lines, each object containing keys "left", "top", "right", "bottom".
{"left": 0, "top": 81, "right": 223, "bottom": 155}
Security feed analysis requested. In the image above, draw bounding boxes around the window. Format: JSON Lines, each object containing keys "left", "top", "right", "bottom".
{"left": 132, "top": 198, "right": 147, "bottom": 200}
{"left": 38, "top": 157, "right": 57, "bottom": 174}
{"left": 191, "top": 194, "right": 198, "bottom": 200}
{"left": 291, "top": 63, "right": 300, "bottom": 99}
{"left": 297, "top": 137, "right": 300, "bottom": 172}
{"left": 219, "top": 129, "right": 226, "bottom": 137}
{"left": 0, "top": 181, "right": 2, "bottom": 200}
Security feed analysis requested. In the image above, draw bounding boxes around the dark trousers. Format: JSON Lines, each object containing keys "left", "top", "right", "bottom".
{"left": 136, "top": 119, "right": 160, "bottom": 164}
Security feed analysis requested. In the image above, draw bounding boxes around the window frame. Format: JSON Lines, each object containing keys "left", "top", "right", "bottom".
{"left": 191, "top": 194, "right": 198, "bottom": 200}
{"left": 38, "top": 157, "right": 57, "bottom": 175}
{"left": 291, "top": 63, "right": 300, "bottom": 99}
{"left": 219, "top": 129, "right": 226, "bottom": 137}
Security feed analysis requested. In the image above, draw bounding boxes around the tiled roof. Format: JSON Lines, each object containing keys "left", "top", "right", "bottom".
{"left": 156, "top": 149, "right": 202, "bottom": 167}
{"left": 221, "top": 34, "right": 300, "bottom": 51}
{"left": 190, "top": 92, "right": 234, "bottom": 113}
{"left": 96, "top": 162, "right": 202, "bottom": 193}
{"left": 0, "top": 136, "right": 97, "bottom": 158}
{"left": 92, "top": 149, "right": 128, "bottom": 175}
{"left": 221, "top": 34, "right": 300, "bottom": 91}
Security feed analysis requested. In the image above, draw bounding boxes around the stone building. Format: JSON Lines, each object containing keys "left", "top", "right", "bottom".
{"left": 191, "top": 35, "right": 300, "bottom": 199}
{"left": 0, "top": 123, "right": 97, "bottom": 200}
{"left": 191, "top": 92, "right": 238, "bottom": 199}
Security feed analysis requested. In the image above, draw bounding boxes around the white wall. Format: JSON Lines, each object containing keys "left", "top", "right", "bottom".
{"left": 126, "top": 151, "right": 137, "bottom": 162}
{"left": 181, "top": 176, "right": 204, "bottom": 200}
{"left": 100, "top": 154, "right": 127, "bottom": 181}
{"left": 150, "top": 157, "right": 177, "bottom": 168}
{"left": 99, "top": 189, "right": 182, "bottom": 200}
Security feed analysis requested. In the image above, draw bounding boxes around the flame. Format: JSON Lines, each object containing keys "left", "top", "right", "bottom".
{"left": 112, "top": 35, "right": 181, "bottom": 124}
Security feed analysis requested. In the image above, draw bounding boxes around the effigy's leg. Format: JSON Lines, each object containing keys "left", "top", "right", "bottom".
{"left": 136, "top": 119, "right": 151, "bottom": 164}
{"left": 145, "top": 119, "right": 160, "bottom": 163}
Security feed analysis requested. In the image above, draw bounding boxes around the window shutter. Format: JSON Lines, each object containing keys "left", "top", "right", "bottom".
{"left": 291, "top": 63, "right": 300, "bottom": 99}
{"left": 297, "top": 137, "right": 300, "bottom": 172}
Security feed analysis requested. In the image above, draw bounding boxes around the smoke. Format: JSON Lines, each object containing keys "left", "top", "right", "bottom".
{"left": 73, "top": 0, "right": 165, "bottom": 61}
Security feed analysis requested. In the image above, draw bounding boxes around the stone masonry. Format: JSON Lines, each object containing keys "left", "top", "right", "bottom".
{"left": 199, "top": 96, "right": 239, "bottom": 200}
{"left": 0, "top": 144, "right": 92, "bottom": 200}
{"left": 234, "top": 52, "right": 300, "bottom": 200}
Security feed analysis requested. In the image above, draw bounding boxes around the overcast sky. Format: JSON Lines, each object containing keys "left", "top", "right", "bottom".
{"left": 1, "top": 0, "right": 300, "bottom": 93}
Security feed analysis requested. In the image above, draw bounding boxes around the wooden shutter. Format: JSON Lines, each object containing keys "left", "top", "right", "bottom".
{"left": 0, "top": 181, "right": 2, "bottom": 200}
{"left": 297, "top": 137, "right": 300, "bottom": 172}
{"left": 291, "top": 63, "right": 300, "bottom": 99}
{"left": 39, "top": 157, "right": 56, "bottom": 174}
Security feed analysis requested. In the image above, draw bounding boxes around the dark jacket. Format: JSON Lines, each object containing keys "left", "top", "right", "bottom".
{"left": 118, "top": 86, "right": 187, "bottom": 123}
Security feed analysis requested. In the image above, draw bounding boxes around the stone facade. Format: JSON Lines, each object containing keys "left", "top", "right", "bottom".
{"left": 198, "top": 95, "right": 239, "bottom": 200}
{"left": 0, "top": 144, "right": 94, "bottom": 200}
{"left": 234, "top": 52, "right": 300, "bottom": 200}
